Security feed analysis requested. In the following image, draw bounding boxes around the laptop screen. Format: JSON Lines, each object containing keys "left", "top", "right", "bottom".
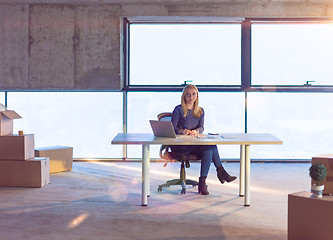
{"left": 149, "top": 120, "right": 177, "bottom": 138}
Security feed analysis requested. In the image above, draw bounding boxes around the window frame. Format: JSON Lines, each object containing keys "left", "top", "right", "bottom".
{"left": 123, "top": 17, "right": 244, "bottom": 92}
{"left": 124, "top": 17, "right": 333, "bottom": 93}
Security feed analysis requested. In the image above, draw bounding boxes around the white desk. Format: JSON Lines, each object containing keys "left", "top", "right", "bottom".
{"left": 111, "top": 133, "right": 282, "bottom": 206}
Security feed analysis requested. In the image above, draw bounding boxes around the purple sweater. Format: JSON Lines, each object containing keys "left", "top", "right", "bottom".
{"left": 171, "top": 105, "right": 204, "bottom": 134}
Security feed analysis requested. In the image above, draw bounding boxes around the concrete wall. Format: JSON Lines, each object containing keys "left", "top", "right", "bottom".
{"left": 0, "top": 0, "right": 333, "bottom": 90}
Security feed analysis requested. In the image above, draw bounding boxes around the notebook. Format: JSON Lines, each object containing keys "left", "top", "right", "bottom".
{"left": 149, "top": 120, "right": 177, "bottom": 138}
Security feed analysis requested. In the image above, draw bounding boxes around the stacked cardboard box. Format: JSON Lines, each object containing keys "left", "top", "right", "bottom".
{"left": 0, "top": 109, "right": 50, "bottom": 187}
{"left": 312, "top": 154, "right": 333, "bottom": 195}
{"left": 0, "top": 110, "right": 21, "bottom": 136}
{"left": 35, "top": 146, "right": 73, "bottom": 173}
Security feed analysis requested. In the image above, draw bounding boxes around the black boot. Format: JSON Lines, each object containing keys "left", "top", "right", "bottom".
{"left": 217, "top": 166, "right": 237, "bottom": 184}
{"left": 198, "top": 176, "right": 209, "bottom": 195}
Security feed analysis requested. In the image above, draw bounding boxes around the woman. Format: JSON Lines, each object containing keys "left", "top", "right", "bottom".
{"left": 171, "top": 84, "right": 236, "bottom": 195}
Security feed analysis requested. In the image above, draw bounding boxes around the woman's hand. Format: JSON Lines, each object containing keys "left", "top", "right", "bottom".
{"left": 189, "top": 129, "right": 199, "bottom": 135}
{"left": 182, "top": 129, "right": 190, "bottom": 135}
{"left": 183, "top": 129, "right": 199, "bottom": 135}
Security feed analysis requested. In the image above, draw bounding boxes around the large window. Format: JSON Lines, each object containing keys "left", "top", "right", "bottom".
{"left": 252, "top": 23, "right": 333, "bottom": 86}
{"left": 8, "top": 92, "right": 123, "bottom": 159}
{"left": 129, "top": 24, "right": 241, "bottom": 86}
{"left": 125, "top": 18, "right": 333, "bottom": 161}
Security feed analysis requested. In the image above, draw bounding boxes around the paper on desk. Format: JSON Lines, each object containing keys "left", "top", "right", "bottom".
{"left": 220, "top": 134, "right": 241, "bottom": 139}
{"left": 196, "top": 134, "right": 221, "bottom": 139}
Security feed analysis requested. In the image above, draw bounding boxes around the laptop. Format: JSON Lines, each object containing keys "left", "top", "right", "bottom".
{"left": 149, "top": 120, "right": 177, "bottom": 138}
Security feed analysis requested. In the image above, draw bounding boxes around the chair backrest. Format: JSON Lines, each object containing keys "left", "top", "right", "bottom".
{"left": 157, "top": 112, "right": 172, "bottom": 121}
{"left": 157, "top": 112, "right": 200, "bottom": 164}
{"left": 157, "top": 112, "right": 173, "bottom": 161}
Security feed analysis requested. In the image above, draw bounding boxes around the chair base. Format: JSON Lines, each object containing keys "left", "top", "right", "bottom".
{"left": 158, "top": 156, "right": 199, "bottom": 194}
{"left": 158, "top": 178, "right": 199, "bottom": 195}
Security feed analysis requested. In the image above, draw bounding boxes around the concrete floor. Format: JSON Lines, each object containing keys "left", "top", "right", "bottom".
{"left": 0, "top": 162, "right": 311, "bottom": 240}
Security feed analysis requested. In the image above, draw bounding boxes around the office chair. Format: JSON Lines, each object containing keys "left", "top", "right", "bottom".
{"left": 157, "top": 112, "right": 199, "bottom": 194}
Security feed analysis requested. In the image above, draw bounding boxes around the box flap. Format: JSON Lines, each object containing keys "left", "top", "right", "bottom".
{"left": 0, "top": 110, "right": 22, "bottom": 120}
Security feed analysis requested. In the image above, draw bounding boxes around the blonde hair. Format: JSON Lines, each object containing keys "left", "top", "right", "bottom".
{"left": 181, "top": 84, "right": 203, "bottom": 118}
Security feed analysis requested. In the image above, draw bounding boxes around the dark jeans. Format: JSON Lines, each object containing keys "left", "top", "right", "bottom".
{"left": 170, "top": 145, "right": 222, "bottom": 177}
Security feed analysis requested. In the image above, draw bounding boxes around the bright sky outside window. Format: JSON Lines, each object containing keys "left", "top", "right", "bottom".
{"left": 248, "top": 92, "right": 333, "bottom": 159}
{"left": 9, "top": 92, "right": 123, "bottom": 158}
{"left": 0, "top": 93, "right": 5, "bottom": 106}
{"left": 252, "top": 23, "right": 333, "bottom": 86}
{"left": 129, "top": 24, "right": 241, "bottom": 86}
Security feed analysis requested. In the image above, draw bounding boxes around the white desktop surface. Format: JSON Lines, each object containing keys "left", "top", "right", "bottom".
{"left": 112, "top": 133, "right": 282, "bottom": 145}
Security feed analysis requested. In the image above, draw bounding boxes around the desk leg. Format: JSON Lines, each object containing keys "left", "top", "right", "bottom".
{"left": 244, "top": 145, "right": 250, "bottom": 207}
{"left": 142, "top": 144, "right": 150, "bottom": 206}
{"left": 239, "top": 145, "right": 245, "bottom": 197}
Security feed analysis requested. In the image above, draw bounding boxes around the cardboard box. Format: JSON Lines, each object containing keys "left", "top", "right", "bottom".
{"left": 288, "top": 191, "right": 333, "bottom": 240}
{"left": 0, "top": 134, "right": 35, "bottom": 160}
{"left": 0, "top": 157, "right": 50, "bottom": 187}
{"left": 0, "top": 110, "right": 22, "bottom": 136}
{"left": 312, "top": 154, "right": 333, "bottom": 195}
{"left": 35, "top": 146, "right": 73, "bottom": 173}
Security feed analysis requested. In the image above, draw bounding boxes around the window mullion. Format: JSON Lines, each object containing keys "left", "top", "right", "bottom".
{"left": 241, "top": 20, "right": 251, "bottom": 91}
